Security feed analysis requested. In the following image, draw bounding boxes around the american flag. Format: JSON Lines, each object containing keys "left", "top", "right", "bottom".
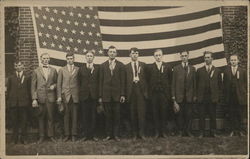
{"left": 32, "top": 5, "right": 226, "bottom": 69}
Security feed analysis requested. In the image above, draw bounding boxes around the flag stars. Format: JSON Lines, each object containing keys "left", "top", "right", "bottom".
{"left": 89, "top": 7, "right": 93, "bottom": 10}
{"left": 82, "top": 22, "right": 87, "bottom": 27}
{"left": 50, "top": 17, "right": 55, "bottom": 22}
{"left": 38, "top": 32, "right": 42, "bottom": 36}
{"left": 69, "top": 38, "right": 73, "bottom": 42}
{"left": 77, "top": 13, "right": 82, "bottom": 17}
{"left": 94, "top": 15, "right": 98, "bottom": 19}
{"left": 66, "top": 20, "right": 71, "bottom": 24}
{"left": 71, "top": 30, "right": 76, "bottom": 34}
{"left": 88, "top": 32, "right": 93, "bottom": 36}
{"left": 74, "top": 21, "right": 79, "bottom": 26}
{"left": 80, "top": 31, "right": 84, "bottom": 35}
{"left": 99, "top": 50, "right": 103, "bottom": 54}
{"left": 55, "top": 26, "right": 60, "bottom": 31}
{"left": 45, "top": 7, "right": 50, "bottom": 12}
{"left": 69, "top": 12, "right": 74, "bottom": 16}
{"left": 51, "top": 43, "right": 55, "bottom": 47}
{"left": 42, "top": 41, "right": 47, "bottom": 46}
{"left": 42, "top": 15, "right": 47, "bottom": 20}
{"left": 37, "top": 6, "right": 42, "bottom": 10}
{"left": 58, "top": 44, "right": 63, "bottom": 49}
{"left": 86, "top": 14, "right": 90, "bottom": 18}
{"left": 85, "top": 40, "right": 90, "bottom": 45}
{"left": 48, "top": 25, "right": 52, "bottom": 29}
{"left": 94, "top": 41, "right": 98, "bottom": 45}
{"left": 61, "top": 10, "right": 66, "bottom": 15}
{"left": 96, "top": 32, "right": 101, "bottom": 37}
{"left": 63, "top": 28, "right": 68, "bottom": 33}
{"left": 58, "top": 18, "right": 63, "bottom": 23}
{"left": 77, "top": 39, "right": 82, "bottom": 44}
{"left": 91, "top": 23, "right": 96, "bottom": 28}
{"left": 61, "top": 36, "right": 66, "bottom": 41}
{"left": 35, "top": 13, "right": 39, "bottom": 18}
{"left": 40, "top": 23, "right": 45, "bottom": 28}
{"left": 74, "top": 47, "right": 78, "bottom": 52}
{"left": 45, "top": 33, "right": 50, "bottom": 38}
{"left": 53, "top": 35, "right": 58, "bottom": 40}
{"left": 66, "top": 46, "right": 71, "bottom": 50}
{"left": 53, "top": 9, "right": 58, "bottom": 14}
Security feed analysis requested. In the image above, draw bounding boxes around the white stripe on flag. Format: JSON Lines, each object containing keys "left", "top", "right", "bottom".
{"left": 102, "top": 29, "right": 222, "bottom": 49}
{"left": 38, "top": 44, "right": 224, "bottom": 64}
{"left": 100, "top": 14, "right": 221, "bottom": 35}
{"left": 98, "top": 5, "right": 219, "bottom": 20}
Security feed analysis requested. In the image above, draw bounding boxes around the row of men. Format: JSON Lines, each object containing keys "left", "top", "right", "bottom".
{"left": 6, "top": 46, "right": 247, "bottom": 144}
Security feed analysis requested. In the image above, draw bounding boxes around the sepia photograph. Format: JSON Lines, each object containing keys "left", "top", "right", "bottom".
{"left": 1, "top": 0, "right": 249, "bottom": 158}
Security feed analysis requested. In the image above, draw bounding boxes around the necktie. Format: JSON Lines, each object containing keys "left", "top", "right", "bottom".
{"left": 109, "top": 61, "right": 114, "bottom": 75}
{"left": 207, "top": 66, "right": 210, "bottom": 73}
{"left": 233, "top": 67, "right": 236, "bottom": 76}
{"left": 134, "top": 62, "right": 138, "bottom": 77}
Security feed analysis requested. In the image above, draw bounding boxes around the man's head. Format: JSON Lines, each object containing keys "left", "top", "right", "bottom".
{"left": 130, "top": 47, "right": 139, "bottom": 61}
{"left": 230, "top": 54, "right": 239, "bottom": 67}
{"left": 107, "top": 45, "right": 117, "bottom": 60}
{"left": 66, "top": 52, "right": 75, "bottom": 65}
{"left": 85, "top": 50, "right": 95, "bottom": 64}
{"left": 203, "top": 51, "right": 213, "bottom": 65}
{"left": 14, "top": 60, "right": 24, "bottom": 72}
{"left": 180, "top": 50, "right": 189, "bottom": 63}
{"left": 40, "top": 53, "right": 50, "bottom": 65}
{"left": 154, "top": 49, "right": 163, "bottom": 62}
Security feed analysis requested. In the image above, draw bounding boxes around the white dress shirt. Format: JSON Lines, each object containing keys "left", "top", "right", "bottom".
{"left": 131, "top": 61, "right": 139, "bottom": 82}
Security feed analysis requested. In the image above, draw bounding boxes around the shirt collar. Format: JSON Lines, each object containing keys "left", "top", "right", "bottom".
{"left": 182, "top": 62, "right": 188, "bottom": 67}
{"left": 231, "top": 65, "right": 238, "bottom": 70}
{"left": 131, "top": 60, "right": 139, "bottom": 65}
{"left": 86, "top": 63, "right": 93, "bottom": 67}
{"left": 109, "top": 59, "right": 116, "bottom": 64}
{"left": 16, "top": 71, "right": 23, "bottom": 77}
{"left": 155, "top": 61, "right": 162, "bottom": 65}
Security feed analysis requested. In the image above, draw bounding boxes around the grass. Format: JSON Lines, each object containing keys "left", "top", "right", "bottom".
{"left": 6, "top": 135, "right": 248, "bottom": 155}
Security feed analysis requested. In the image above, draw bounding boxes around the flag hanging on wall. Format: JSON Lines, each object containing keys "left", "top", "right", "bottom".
{"left": 32, "top": 5, "right": 227, "bottom": 69}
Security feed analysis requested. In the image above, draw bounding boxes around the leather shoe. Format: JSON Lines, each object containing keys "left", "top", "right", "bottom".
{"left": 103, "top": 136, "right": 111, "bottom": 141}
{"left": 72, "top": 136, "right": 77, "bottom": 142}
{"left": 140, "top": 135, "right": 147, "bottom": 140}
{"left": 114, "top": 136, "right": 121, "bottom": 141}
{"left": 93, "top": 137, "right": 99, "bottom": 141}
{"left": 162, "top": 133, "right": 168, "bottom": 138}
{"left": 50, "top": 137, "right": 57, "bottom": 143}
{"left": 63, "top": 136, "right": 70, "bottom": 142}
{"left": 239, "top": 131, "right": 246, "bottom": 137}
{"left": 229, "top": 131, "right": 235, "bottom": 137}
{"left": 37, "top": 137, "right": 45, "bottom": 144}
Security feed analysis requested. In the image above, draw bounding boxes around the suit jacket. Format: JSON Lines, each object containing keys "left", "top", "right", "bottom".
{"left": 125, "top": 61, "right": 148, "bottom": 102}
{"left": 223, "top": 66, "right": 247, "bottom": 105}
{"left": 196, "top": 65, "right": 222, "bottom": 103}
{"left": 6, "top": 72, "right": 31, "bottom": 107}
{"left": 147, "top": 62, "right": 171, "bottom": 100}
{"left": 78, "top": 63, "right": 99, "bottom": 101}
{"left": 171, "top": 64, "right": 196, "bottom": 103}
{"left": 31, "top": 66, "right": 57, "bottom": 103}
{"left": 57, "top": 65, "right": 79, "bottom": 103}
{"left": 99, "top": 60, "right": 125, "bottom": 102}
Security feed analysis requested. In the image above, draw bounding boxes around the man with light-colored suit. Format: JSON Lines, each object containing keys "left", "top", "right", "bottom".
{"left": 125, "top": 47, "right": 148, "bottom": 140}
{"left": 57, "top": 52, "right": 79, "bottom": 142}
{"left": 223, "top": 54, "right": 247, "bottom": 137}
{"left": 31, "top": 53, "right": 57, "bottom": 143}
{"left": 172, "top": 50, "right": 196, "bottom": 137}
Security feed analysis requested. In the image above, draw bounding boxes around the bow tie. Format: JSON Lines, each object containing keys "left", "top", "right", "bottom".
{"left": 43, "top": 65, "right": 48, "bottom": 68}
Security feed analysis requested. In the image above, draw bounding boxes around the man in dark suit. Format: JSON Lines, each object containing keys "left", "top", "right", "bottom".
{"left": 172, "top": 50, "right": 196, "bottom": 137}
{"left": 6, "top": 60, "right": 31, "bottom": 144}
{"left": 223, "top": 54, "right": 247, "bottom": 137}
{"left": 78, "top": 50, "right": 99, "bottom": 141}
{"left": 196, "top": 51, "right": 222, "bottom": 137}
{"left": 57, "top": 52, "right": 79, "bottom": 142}
{"left": 31, "top": 53, "right": 58, "bottom": 143}
{"left": 99, "top": 45, "right": 125, "bottom": 141}
{"left": 148, "top": 49, "right": 171, "bottom": 138}
{"left": 125, "top": 47, "right": 147, "bottom": 140}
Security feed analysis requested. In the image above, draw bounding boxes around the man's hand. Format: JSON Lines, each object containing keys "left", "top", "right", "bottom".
{"left": 57, "top": 97, "right": 62, "bottom": 105}
{"left": 173, "top": 101, "right": 180, "bottom": 113}
{"left": 193, "top": 96, "right": 197, "bottom": 102}
{"left": 49, "top": 85, "right": 55, "bottom": 90}
{"left": 120, "top": 96, "right": 125, "bottom": 103}
{"left": 98, "top": 98, "right": 102, "bottom": 104}
{"left": 32, "top": 99, "right": 39, "bottom": 108}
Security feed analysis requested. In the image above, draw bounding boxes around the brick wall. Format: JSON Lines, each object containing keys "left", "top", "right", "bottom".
{"left": 18, "top": 7, "right": 38, "bottom": 74}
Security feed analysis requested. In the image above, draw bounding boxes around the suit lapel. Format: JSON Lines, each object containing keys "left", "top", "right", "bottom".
{"left": 38, "top": 67, "right": 47, "bottom": 81}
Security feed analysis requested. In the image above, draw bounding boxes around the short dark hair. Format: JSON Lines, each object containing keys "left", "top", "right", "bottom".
{"left": 203, "top": 51, "right": 213, "bottom": 58}
{"left": 230, "top": 54, "right": 239, "bottom": 59}
{"left": 107, "top": 45, "right": 116, "bottom": 51}
{"left": 66, "top": 52, "right": 74, "bottom": 58}
{"left": 40, "top": 52, "right": 50, "bottom": 58}
{"left": 130, "top": 47, "right": 139, "bottom": 53}
{"left": 153, "top": 49, "right": 163, "bottom": 55}
{"left": 86, "top": 49, "right": 95, "bottom": 56}
{"left": 14, "top": 60, "right": 23, "bottom": 65}
{"left": 180, "top": 50, "right": 189, "bottom": 55}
